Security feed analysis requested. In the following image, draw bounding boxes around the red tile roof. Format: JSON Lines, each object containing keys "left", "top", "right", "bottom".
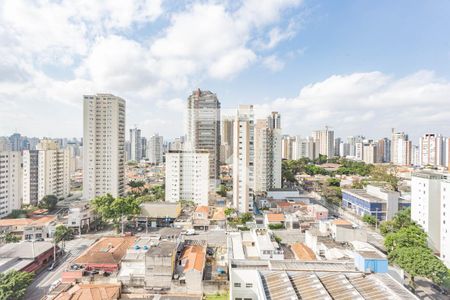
{"left": 180, "top": 245, "right": 205, "bottom": 273}
{"left": 267, "top": 213, "right": 285, "bottom": 222}
{"left": 74, "top": 236, "right": 135, "bottom": 266}
{"left": 291, "top": 243, "right": 316, "bottom": 261}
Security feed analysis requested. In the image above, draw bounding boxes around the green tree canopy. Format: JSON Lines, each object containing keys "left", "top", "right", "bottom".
{"left": 362, "top": 214, "right": 377, "bottom": 226}
{"left": 54, "top": 224, "right": 73, "bottom": 249}
{"left": 92, "top": 194, "right": 141, "bottom": 226}
{"left": 0, "top": 270, "right": 34, "bottom": 300}
{"left": 384, "top": 224, "right": 428, "bottom": 256}
{"left": 395, "top": 247, "right": 449, "bottom": 286}
{"left": 38, "top": 195, "right": 58, "bottom": 211}
{"left": 380, "top": 208, "right": 414, "bottom": 236}
{"left": 2, "top": 232, "right": 20, "bottom": 244}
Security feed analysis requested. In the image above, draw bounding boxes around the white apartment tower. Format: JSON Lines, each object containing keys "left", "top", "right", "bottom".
{"left": 233, "top": 105, "right": 255, "bottom": 213}
{"left": 411, "top": 171, "right": 445, "bottom": 252}
{"left": 362, "top": 142, "right": 378, "bottom": 164}
{"left": 148, "top": 133, "right": 164, "bottom": 164}
{"left": 220, "top": 116, "right": 234, "bottom": 164}
{"left": 83, "top": 94, "right": 126, "bottom": 200}
{"left": 313, "top": 127, "right": 334, "bottom": 158}
{"left": 440, "top": 180, "right": 450, "bottom": 267}
{"left": 165, "top": 150, "right": 210, "bottom": 205}
{"left": 391, "top": 129, "right": 411, "bottom": 165}
{"left": 281, "top": 135, "right": 295, "bottom": 160}
{"left": 186, "top": 89, "right": 221, "bottom": 186}
{"left": 293, "top": 136, "right": 316, "bottom": 160}
{"left": 129, "top": 127, "right": 142, "bottom": 162}
{"left": 420, "top": 133, "right": 444, "bottom": 167}
{"left": 254, "top": 113, "right": 282, "bottom": 193}
{"left": 0, "top": 151, "right": 22, "bottom": 218}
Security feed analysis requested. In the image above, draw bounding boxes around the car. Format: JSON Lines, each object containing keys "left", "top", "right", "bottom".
{"left": 431, "top": 283, "right": 449, "bottom": 295}
{"left": 35, "top": 237, "right": 45, "bottom": 242}
{"left": 48, "top": 262, "right": 57, "bottom": 271}
{"left": 182, "top": 229, "right": 196, "bottom": 236}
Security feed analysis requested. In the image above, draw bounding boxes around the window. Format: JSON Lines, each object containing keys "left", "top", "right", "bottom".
{"left": 234, "top": 283, "right": 241, "bottom": 288}
{"left": 246, "top": 283, "right": 253, "bottom": 288}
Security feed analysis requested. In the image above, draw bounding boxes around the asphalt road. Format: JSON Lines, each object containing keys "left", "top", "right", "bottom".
{"left": 26, "top": 238, "right": 94, "bottom": 300}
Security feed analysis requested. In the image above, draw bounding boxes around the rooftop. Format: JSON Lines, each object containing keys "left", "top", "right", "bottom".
{"left": 266, "top": 213, "right": 285, "bottom": 222}
{"left": 0, "top": 215, "right": 57, "bottom": 227}
{"left": 146, "top": 241, "right": 177, "bottom": 257}
{"left": 53, "top": 283, "right": 121, "bottom": 300}
{"left": 343, "top": 189, "right": 387, "bottom": 203}
{"left": 180, "top": 245, "right": 205, "bottom": 273}
{"left": 194, "top": 206, "right": 209, "bottom": 214}
{"left": 74, "top": 236, "right": 135, "bottom": 266}
{"left": 331, "top": 219, "right": 353, "bottom": 226}
{"left": 291, "top": 243, "right": 316, "bottom": 261}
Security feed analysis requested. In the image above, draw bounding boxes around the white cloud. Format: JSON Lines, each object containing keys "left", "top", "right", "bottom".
{"left": 262, "top": 55, "right": 285, "bottom": 72}
{"left": 263, "top": 71, "right": 450, "bottom": 139}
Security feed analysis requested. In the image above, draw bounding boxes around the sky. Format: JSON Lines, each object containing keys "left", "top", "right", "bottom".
{"left": 1, "top": 0, "right": 450, "bottom": 142}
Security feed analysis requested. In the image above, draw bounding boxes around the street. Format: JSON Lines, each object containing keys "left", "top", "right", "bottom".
{"left": 26, "top": 238, "right": 94, "bottom": 300}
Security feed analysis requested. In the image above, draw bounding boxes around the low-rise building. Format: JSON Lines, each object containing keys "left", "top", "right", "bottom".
{"left": 192, "top": 206, "right": 210, "bottom": 231}
{"left": 50, "top": 283, "right": 121, "bottom": 300}
{"left": 291, "top": 243, "right": 316, "bottom": 261}
{"left": 176, "top": 244, "right": 206, "bottom": 294}
{"left": 354, "top": 250, "right": 388, "bottom": 273}
{"left": 342, "top": 185, "right": 400, "bottom": 221}
{"left": 0, "top": 215, "right": 57, "bottom": 240}
{"left": 145, "top": 241, "right": 179, "bottom": 290}
{"left": 263, "top": 213, "right": 285, "bottom": 228}
{"left": 136, "top": 202, "right": 181, "bottom": 228}
{"left": 72, "top": 236, "right": 135, "bottom": 273}
{"left": 0, "top": 241, "right": 58, "bottom": 273}
{"left": 228, "top": 229, "right": 284, "bottom": 261}
{"left": 67, "top": 202, "right": 96, "bottom": 234}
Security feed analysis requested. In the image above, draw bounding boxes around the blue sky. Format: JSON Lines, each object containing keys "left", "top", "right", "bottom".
{"left": 1, "top": 0, "right": 450, "bottom": 141}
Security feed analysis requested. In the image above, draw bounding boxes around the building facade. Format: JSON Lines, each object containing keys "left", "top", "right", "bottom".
{"left": 419, "top": 133, "right": 444, "bottom": 167}
{"left": 233, "top": 105, "right": 255, "bottom": 213}
{"left": 147, "top": 133, "right": 164, "bottom": 165}
{"left": 313, "top": 127, "right": 334, "bottom": 158}
{"left": 129, "top": 127, "right": 142, "bottom": 162}
{"left": 165, "top": 150, "right": 210, "bottom": 205}
{"left": 0, "top": 151, "right": 22, "bottom": 218}
{"left": 391, "top": 129, "right": 411, "bottom": 165}
{"left": 186, "top": 89, "right": 221, "bottom": 186}
{"left": 83, "top": 94, "right": 126, "bottom": 200}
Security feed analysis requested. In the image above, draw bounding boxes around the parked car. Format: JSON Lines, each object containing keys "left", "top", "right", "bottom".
{"left": 48, "top": 262, "right": 57, "bottom": 271}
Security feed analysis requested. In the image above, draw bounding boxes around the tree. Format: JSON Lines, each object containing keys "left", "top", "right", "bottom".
{"left": 224, "top": 208, "right": 235, "bottom": 217}
{"left": 217, "top": 185, "right": 227, "bottom": 197}
{"left": 326, "top": 178, "right": 341, "bottom": 187}
{"left": 395, "top": 247, "right": 449, "bottom": 287}
{"left": 92, "top": 194, "right": 141, "bottom": 231}
{"left": 150, "top": 185, "right": 165, "bottom": 200}
{"left": 362, "top": 214, "right": 377, "bottom": 226}
{"left": 370, "top": 164, "right": 399, "bottom": 191}
{"left": 380, "top": 208, "right": 414, "bottom": 236}
{"left": 127, "top": 180, "right": 146, "bottom": 196}
{"left": 38, "top": 195, "right": 58, "bottom": 211}
{"left": 239, "top": 213, "right": 253, "bottom": 224}
{"left": 54, "top": 225, "right": 73, "bottom": 249}
{"left": 0, "top": 270, "right": 34, "bottom": 300}
{"left": 3, "top": 232, "right": 20, "bottom": 244}
{"left": 384, "top": 224, "right": 428, "bottom": 260}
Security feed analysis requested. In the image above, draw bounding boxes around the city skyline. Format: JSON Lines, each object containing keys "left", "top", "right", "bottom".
{"left": 1, "top": 1, "right": 450, "bottom": 140}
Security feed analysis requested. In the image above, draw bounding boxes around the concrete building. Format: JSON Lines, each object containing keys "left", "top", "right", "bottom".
{"left": 362, "top": 142, "right": 378, "bottom": 164}
{"left": 391, "top": 129, "right": 411, "bottom": 165}
{"left": 420, "top": 133, "right": 444, "bottom": 167}
{"left": 145, "top": 241, "right": 179, "bottom": 289}
{"left": 129, "top": 127, "right": 142, "bottom": 162}
{"left": 342, "top": 185, "right": 400, "bottom": 221}
{"left": 228, "top": 229, "right": 284, "bottom": 261}
{"left": 292, "top": 136, "right": 316, "bottom": 160}
{"left": 313, "top": 126, "right": 334, "bottom": 158}
{"left": 440, "top": 180, "right": 450, "bottom": 267}
{"left": 0, "top": 241, "right": 58, "bottom": 273}
{"left": 83, "top": 94, "right": 126, "bottom": 200}
{"left": 176, "top": 244, "right": 206, "bottom": 294}
{"left": 233, "top": 105, "right": 255, "bottom": 213}
{"left": 377, "top": 138, "right": 391, "bottom": 163}
{"left": 165, "top": 150, "right": 210, "bottom": 205}
{"left": 254, "top": 113, "right": 282, "bottom": 193}
{"left": 67, "top": 202, "right": 96, "bottom": 235}
{"left": 411, "top": 171, "right": 447, "bottom": 253}
{"left": 23, "top": 140, "right": 70, "bottom": 205}
{"left": 186, "top": 89, "right": 221, "bottom": 186}
{"left": 281, "top": 135, "right": 295, "bottom": 160}
{"left": 147, "top": 133, "right": 164, "bottom": 164}
{"left": 0, "top": 151, "right": 23, "bottom": 218}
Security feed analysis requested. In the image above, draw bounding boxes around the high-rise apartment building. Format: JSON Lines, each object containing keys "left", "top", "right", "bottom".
{"left": 377, "top": 138, "right": 391, "bottom": 163}
{"left": 23, "top": 140, "right": 70, "bottom": 205}
{"left": 334, "top": 138, "right": 342, "bottom": 157}
{"left": 419, "top": 133, "right": 444, "bottom": 167}
{"left": 165, "top": 150, "right": 209, "bottom": 205}
{"left": 281, "top": 135, "right": 295, "bottom": 160}
{"left": 391, "top": 129, "right": 411, "bottom": 165}
{"left": 148, "top": 133, "right": 164, "bottom": 164}
{"left": 411, "top": 171, "right": 450, "bottom": 267}
{"left": 362, "top": 142, "right": 378, "bottom": 164}
{"left": 129, "top": 127, "right": 142, "bottom": 162}
{"left": 83, "top": 94, "right": 126, "bottom": 200}
{"left": 254, "top": 113, "right": 282, "bottom": 193}
{"left": 141, "top": 137, "right": 147, "bottom": 159}
{"left": 313, "top": 127, "right": 334, "bottom": 158}
{"left": 293, "top": 136, "right": 316, "bottom": 160}
{"left": 0, "top": 151, "right": 22, "bottom": 218}
{"left": 186, "top": 89, "right": 220, "bottom": 186}
{"left": 233, "top": 105, "right": 255, "bottom": 213}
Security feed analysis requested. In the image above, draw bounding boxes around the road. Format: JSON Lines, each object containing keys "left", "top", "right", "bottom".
{"left": 26, "top": 238, "right": 94, "bottom": 300}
